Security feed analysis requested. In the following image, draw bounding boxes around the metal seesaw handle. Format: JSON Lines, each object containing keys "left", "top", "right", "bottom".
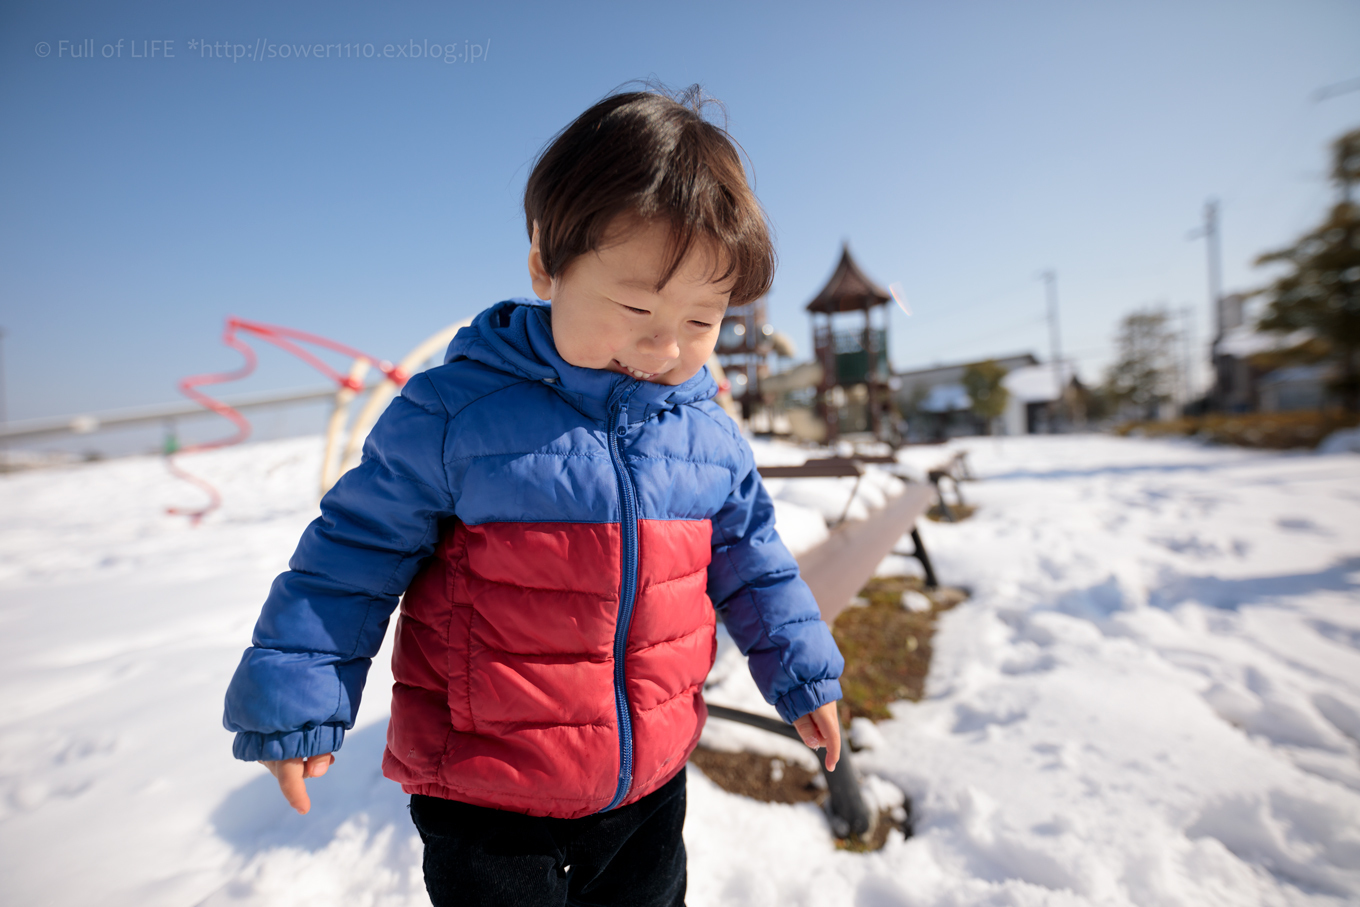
{"left": 703, "top": 703, "right": 872, "bottom": 838}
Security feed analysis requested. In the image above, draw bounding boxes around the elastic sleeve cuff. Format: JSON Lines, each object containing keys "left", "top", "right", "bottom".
{"left": 232, "top": 724, "right": 346, "bottom": 762}
{"left": 773, "top": 678, "right": 843, "bottom": 724}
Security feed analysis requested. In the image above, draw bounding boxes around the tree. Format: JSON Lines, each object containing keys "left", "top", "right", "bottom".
{"left": 1102, "top": 308, "right": 1176, "bottom": 420}
{"left": 1253, "top": 128, "right": 1360, "bottom": 411}
{"left": 1332, "top": 127, "right": 1360, "bottom": 204}
{"left": 962, "top": 360, "right": 1010, "bottom": 434}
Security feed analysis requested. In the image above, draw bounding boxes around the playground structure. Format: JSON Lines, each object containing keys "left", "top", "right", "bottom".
{"left": 163, "top": 317, "right": 470, "bottom": 521}
{"left": 712, "top": 293, "right": 805, "bottom": 429}
{"left": 724, "top": 244, "right": 901, "bottom": 447}
{"left": 806, "top": 245, "right": 896, "bottom": 446}
{"left": 715, "top": 296, "right": 765, "bottom": 418}
{"left": 318, "top": 319, "right": 470, "bottom": 494}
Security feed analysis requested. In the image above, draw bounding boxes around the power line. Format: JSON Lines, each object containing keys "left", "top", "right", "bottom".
{"left": 893, "top": 278, "right": 1035, "bottom": 325}
{"left": 1313, "top": 76, "right": 1360, "bottom": 102}
{"left": 900, "top": 314, "right": 1048, "bottom": 363}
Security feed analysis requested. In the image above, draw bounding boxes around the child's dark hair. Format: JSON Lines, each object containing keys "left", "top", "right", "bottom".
{"left": 524, "top": 85, "right": 775, "bottom": 306}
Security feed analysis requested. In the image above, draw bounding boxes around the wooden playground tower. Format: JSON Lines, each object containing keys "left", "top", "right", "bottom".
{"left": 715, "top": 296, "right": 771, "bottom": 420}
{"left": 807, "top": 245, "right": 894, "bottom": 445}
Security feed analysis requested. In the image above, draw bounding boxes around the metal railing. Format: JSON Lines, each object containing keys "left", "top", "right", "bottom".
{"left": 0, "top": 385, "right": 345, "bottom": 444}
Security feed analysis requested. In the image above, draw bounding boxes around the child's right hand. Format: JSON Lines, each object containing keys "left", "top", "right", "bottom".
{"left": 260, "top": 753, "right": 335, "bottom": 815}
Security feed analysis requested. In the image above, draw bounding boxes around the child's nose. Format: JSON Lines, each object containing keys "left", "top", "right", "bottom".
{"left": 639, "top": 330, "right": 679, "bottom": 360}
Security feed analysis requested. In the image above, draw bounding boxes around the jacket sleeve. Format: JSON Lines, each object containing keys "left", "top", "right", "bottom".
{"left": 223, "top": 373, "right": 456, "bottom": 761}
{"left": 707, "top": 438, "right": 845, "bottom": 723}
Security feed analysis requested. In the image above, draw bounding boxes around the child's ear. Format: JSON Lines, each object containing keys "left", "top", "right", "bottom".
{"left": 528, "top": 221, "right": 554, "bottom": 301}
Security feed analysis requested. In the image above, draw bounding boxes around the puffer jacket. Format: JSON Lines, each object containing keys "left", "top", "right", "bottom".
{"left": 224, "top": 298, "right": 844, "bottom": 818}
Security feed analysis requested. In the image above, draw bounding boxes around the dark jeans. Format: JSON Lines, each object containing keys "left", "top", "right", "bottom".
{"left": 409, "top": 769, "right": 687, "bottom": 907}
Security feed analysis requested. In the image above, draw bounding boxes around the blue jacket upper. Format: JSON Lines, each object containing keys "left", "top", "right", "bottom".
{"left": 224, "top": 298, "right": 845, "bottom": 763}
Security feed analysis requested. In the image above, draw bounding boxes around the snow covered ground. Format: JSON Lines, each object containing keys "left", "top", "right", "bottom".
{"left": 1, "top": 433, "right": 1358, "bottom": 906}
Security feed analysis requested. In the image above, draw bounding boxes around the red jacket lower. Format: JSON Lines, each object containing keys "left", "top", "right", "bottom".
{"left": 383, "top": 519, "right": 716, "bottom": 818}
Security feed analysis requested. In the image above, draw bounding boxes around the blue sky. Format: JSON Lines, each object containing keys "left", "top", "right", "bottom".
{"left": 2, "top": 0, "right": 1358, "bottom": 422}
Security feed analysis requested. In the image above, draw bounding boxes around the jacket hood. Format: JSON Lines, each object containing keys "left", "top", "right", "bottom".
{"left": 445, "top": 299, "right": 719, "bottom": 423}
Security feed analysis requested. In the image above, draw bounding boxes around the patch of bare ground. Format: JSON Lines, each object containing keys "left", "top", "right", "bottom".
{"left": 687, "top": 747, "right": 903, "bottom": 851}
{"left": 926, "top": 502, "right": 977, "bottom": 522}
{"left": 837, "top": 804, "right": 908, "bottom": 852}
{"left": 688, "top": 748, "right": 824, "bottom": 805}
{"left": 691, "top": 574, "right": 968, "bottom": 850}
{"left": 833, "top": 575, "right": 966, "bottom": 720}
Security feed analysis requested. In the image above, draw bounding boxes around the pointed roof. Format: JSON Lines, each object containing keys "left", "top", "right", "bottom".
{"left": 805, "top": 244, "right": 891, "bottom": 313}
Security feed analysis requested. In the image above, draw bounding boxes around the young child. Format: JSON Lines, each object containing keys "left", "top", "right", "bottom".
{"left": 224, "top": 87, "right": 845, "bottom": 907}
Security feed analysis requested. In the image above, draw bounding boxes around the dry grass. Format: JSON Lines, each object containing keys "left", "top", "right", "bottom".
{"left": 926, "top": 502, "right": 978, "bottom": 522}
{"left": 687, "top": 747, "right": 824, "bottom": 805}
{"left": 1114, "top": 410, "right": 1359, "bottom": 450}
{"left": 834, "top": 808, "right": 905, "bottom": 852}
{"left": 832, "top": 575, "right": 966, "bottom": 721}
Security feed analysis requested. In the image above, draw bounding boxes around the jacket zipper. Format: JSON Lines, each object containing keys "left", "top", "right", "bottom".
{"left": 601, "top": 384, "right": 641, "bottom": 812}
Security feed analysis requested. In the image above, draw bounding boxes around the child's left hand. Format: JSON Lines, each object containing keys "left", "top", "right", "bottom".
{"left": 259, "top": 752, "right": 335, "bottom": 814}
{"left": 792, "top": 701, "right": 842, "bottom": 771}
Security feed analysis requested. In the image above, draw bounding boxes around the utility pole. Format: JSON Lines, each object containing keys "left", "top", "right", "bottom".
{"left": 1179, "top": 306, "right": 1195, "bottom": 412}
{"left": 1041, "top": 270, "right": 1064, "bottom": 431}
{"left": 1201, "top": 199, "right": 1223, "bottom": 339}
{"left": 1187, "top": 199, "right": 1223, "bottom": 410}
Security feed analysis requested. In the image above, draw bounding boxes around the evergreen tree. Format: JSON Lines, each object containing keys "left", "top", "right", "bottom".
{"left": 1103, "top": 308, "right": 1176, "bottom": 420}
{"left": 962, "top": 360, "right": 1010, "bottom": 434}
{"left": 1254, "top": 127, "right": 1360, "bottom": 411}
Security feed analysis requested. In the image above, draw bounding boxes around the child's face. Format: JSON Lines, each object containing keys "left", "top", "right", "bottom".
{"left": 529, "top": 214, "right": 731, "bottom": 386}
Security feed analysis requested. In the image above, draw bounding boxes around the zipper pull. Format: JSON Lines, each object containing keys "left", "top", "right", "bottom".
{"left": 614, "top": 406, "right": 628, "bottom": 438}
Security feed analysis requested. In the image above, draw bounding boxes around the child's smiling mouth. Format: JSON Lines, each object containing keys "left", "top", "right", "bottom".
{"left": 613, "top": 360, "right": 661, "bottom": 381}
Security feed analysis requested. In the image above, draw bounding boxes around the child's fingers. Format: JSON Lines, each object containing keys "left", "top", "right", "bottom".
{"left": 303, "top": 753, "right": 335, "bottom": 779}
{"left": 815, "top": 707, "right": 842, "bottom": 773}
{"left": 793, "top": 704, "right": 842, "bottom": 772}
{"left": 269, "top": 758, "right": 312, "bottom": 814}
{"left": 793, "top": 715, "right": 821, "bottom": 750}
